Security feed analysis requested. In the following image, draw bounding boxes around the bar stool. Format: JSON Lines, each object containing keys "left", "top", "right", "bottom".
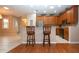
{"left": 26, "top": 26, "right": 35, "bottom": 46}
{"left": 43, "top": 25, "right": 51, "bottom": 46}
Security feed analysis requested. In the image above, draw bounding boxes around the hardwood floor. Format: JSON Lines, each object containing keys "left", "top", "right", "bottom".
{"left": 8, "top": 44, "right": 79, "bottom": 53}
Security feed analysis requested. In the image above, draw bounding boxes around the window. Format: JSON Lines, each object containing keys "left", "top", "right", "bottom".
{"left": 3, "top": 18, "right": 9, "bottom": 29}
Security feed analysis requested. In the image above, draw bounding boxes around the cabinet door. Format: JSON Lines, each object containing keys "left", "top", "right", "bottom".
{"left": 0, "top": 20, "right": 2, "bottom": 34}
{"left": 57, "top": 15, "right": 62, "bottom": 25}
{"left": 64, "top": 27, "right": 69, "bottom": 41}
{"left": 43, "top": 16, "right": 49, "bottom": 25}
{"left": 73, "top": 6, "right": 78, "bottom": 24}
{"left": 66, "top": 6, "right": 78, "bottom": 25}
{"left": 66, "top": 9, "right": 73, "bottom": 24}
{"left": 0, "top": 20, "right": 2, "bottom": 28}
{"left": 62, "top": 13, "right": 66, "bottom": 21}
{"left": 43, "top": 16, "right": 57, "bottom": 25}
{"left": 51, "top": 16, "right": 57, "bottom": 25}
{"left": 36, "top": 16, "right": 44, "bottom": 21}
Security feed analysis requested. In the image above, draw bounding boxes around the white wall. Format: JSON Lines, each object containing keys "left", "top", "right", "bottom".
{"left": 19, "top": 13, "right": 36, "bottom": 43}
{"left": 13, "top": 17, "right": 19, "bottom": 33}
{"left": 69, "top": 6, "right": 79, "bottom": 43}
{"left": 19, "top": 26, "right": 27, "bottom": 43}
{"left": 27, "top": 13, "right": 36, "bottom": 26}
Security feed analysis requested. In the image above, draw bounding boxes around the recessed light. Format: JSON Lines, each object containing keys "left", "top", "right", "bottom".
{"left": 44, "top": 11, "right": 46, "bottom": 13}
{"left": 54, "top": 10, "right": 56, "bottom": 13}
{"left": 33, "top": 10, "right": 36, "bottom": 13}
{"left": 58, "top": 5, "right": 62, "bottom": 7}
{"left": 3, "top": 7, "right": 9, "bottom": 10}
{"left": 50, "top": 6, "right": 54, "bottom": 9}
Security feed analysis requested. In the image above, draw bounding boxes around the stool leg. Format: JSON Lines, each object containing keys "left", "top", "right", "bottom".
{"left": 48, "top": 35, "right": 50, "bottom": 46}
{"left": 27, "top": 35, "right": 28, "bottom": 45}
{"left": 29, "top": 35, "right": 31, "bottom": 45}
{"left": 32, "top": 35, "right": 34, "bottom": 46}
{"left": 30, "top": 35, "right": 35, "bottom": 47}
{"left": 33, "top": 35, "right": 35, "bottom": 46}
{"left": 43, "top": 35, "right": 45, "bottom": 46}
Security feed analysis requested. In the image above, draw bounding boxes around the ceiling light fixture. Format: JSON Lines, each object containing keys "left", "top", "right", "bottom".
{"left": 54, "top": 10, "right": 56, "bottom": 13}
{"left": 50, "top": 6, "right": 54, "bottom": 9}
{"left": 44, "top": 11, "right": 46, "bottom": 13}
{"left": 33, "top": 10, "right": 36, "bottom": 13}
{"left": 3, "top": 7, "right": 9, "bottom": 10}
{"left": 58, "top": 5, "right": 62, "bottom": 7}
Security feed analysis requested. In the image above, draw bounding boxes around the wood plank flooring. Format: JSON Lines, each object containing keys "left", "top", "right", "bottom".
{"left": 8, "top": 44, "right": 79, "bottom": 53}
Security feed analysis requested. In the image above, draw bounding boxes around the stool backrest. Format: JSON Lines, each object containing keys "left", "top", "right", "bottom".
{"left": 43, "top": 25, "right": 51, "bottom": 34}
{"left": 26, "top": 26, "right": 35, "bottom": 34}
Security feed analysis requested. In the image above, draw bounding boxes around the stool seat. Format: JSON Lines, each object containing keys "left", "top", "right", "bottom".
{"left": 27, "top": 31, "right": 35, "bottom": 35}
{"left": 43, "top": 31, "right": 50, "bottom": 35}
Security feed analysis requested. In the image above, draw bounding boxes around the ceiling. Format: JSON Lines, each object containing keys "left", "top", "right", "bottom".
{"left": 0, "top": 5, "right": 72, "bottom": 17}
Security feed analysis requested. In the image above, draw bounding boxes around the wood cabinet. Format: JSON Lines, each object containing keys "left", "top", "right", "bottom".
{"left": 36, "top": 6, "right": 78, "bottom": 26}
{"left": 0, "top": 20, "right": 2, "bottom": 34}
{"left": 49, "top": 16, "right": 57, "bottom": 25}
{"left": 57, "top": 12, "right": 67, "bottom": 25}
{"left": 58, "top": 15, "right": 63, "bottom": 25}
{"left": 57, "top": 6, "right": 78, "bottom": 26}
{"left": 0, "top": 20, "right": 2, "bottom": 29}
{"left": 66, "top": 6, "right": 78, "bottom": 25}
{"left": 36, "top": 16, "right": 57, "bottom": 25}
{"left": 56, "top": 27, "right": 62, "bottom": 35}
{"left": 36, "top": 16, "right": 44, "bottom": 21}
{"left": 64, "top": 27, "right": 69, "bottom": 41}
{"left": 56, "top": 27, "right": 69, "bottom": 41}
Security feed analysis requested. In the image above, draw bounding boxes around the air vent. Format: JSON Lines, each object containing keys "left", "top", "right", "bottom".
{"left": 49, "top": 14, "right": 55, "bottom": 16}
{"left": 65, "top": 8, "right": 69, "bottom": 11}
{"left": 40, "top": 14, "right": 47, "bottom": 16}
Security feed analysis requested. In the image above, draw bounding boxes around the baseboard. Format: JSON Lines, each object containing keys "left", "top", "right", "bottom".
{"left": 69, "top": 42, "right": 79, "bottom": 44}
{"left": 22, "top": 41, "right": 79, "bottom": 44}
{"left": 22, "top": 42, "right": 27, "bottom": 44}
{"left": 22, "top": 42, "right": 56, "bottom": 44}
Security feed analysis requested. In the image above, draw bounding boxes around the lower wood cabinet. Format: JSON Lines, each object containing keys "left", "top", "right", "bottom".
{"left": 64, "top": 27, "right": 69, "bottom": 41}
{"left": 56, "top": 27, "right": 69, "bottom": 41}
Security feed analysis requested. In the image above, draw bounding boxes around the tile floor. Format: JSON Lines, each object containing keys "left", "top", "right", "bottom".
{"left": 0, "top": 35, "right": 22, "bottom": 53}
{"left": 56, "top": 36, "right": 68, "bottom": 43}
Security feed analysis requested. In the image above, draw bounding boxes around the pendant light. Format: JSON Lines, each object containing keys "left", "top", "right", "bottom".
{"left": 0, "top": 14, "right": 3, "bottom": 19}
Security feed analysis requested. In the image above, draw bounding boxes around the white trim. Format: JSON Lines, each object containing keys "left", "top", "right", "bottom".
{"left": 22, "top": 41, "right": 79, "bottom": 44}
{"left": 56, "top": 42, "right": 69, "bottom": 43}
{"left": 69, "top": 42, "right": 79, "bottom": 44}
{"left": 22, "top": 42, "right": 27, "bottom": 44}
{"left": 22, "top": 42, "right": 56, "bottom": 44}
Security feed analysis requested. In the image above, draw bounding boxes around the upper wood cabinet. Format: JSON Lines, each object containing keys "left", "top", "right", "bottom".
{"left": 57, "top": 6, "right": 78, "bottom": 26}
{"left": 37, "top": 6, "right": 78, "bottom": 26}
{"left": 36, "top": 16, "right": 44, "bottom": 21}
{"left": 66, "top": 6, "right": 78, "bottom": 25}
{"left": 36, "top": 16, "right": 57, "bottom": 25}
{"left": 49, "top": 16, "right": 57, "bottom": 25}
{"left": 57, "top": 15, "right": 62, "bottom": 25}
